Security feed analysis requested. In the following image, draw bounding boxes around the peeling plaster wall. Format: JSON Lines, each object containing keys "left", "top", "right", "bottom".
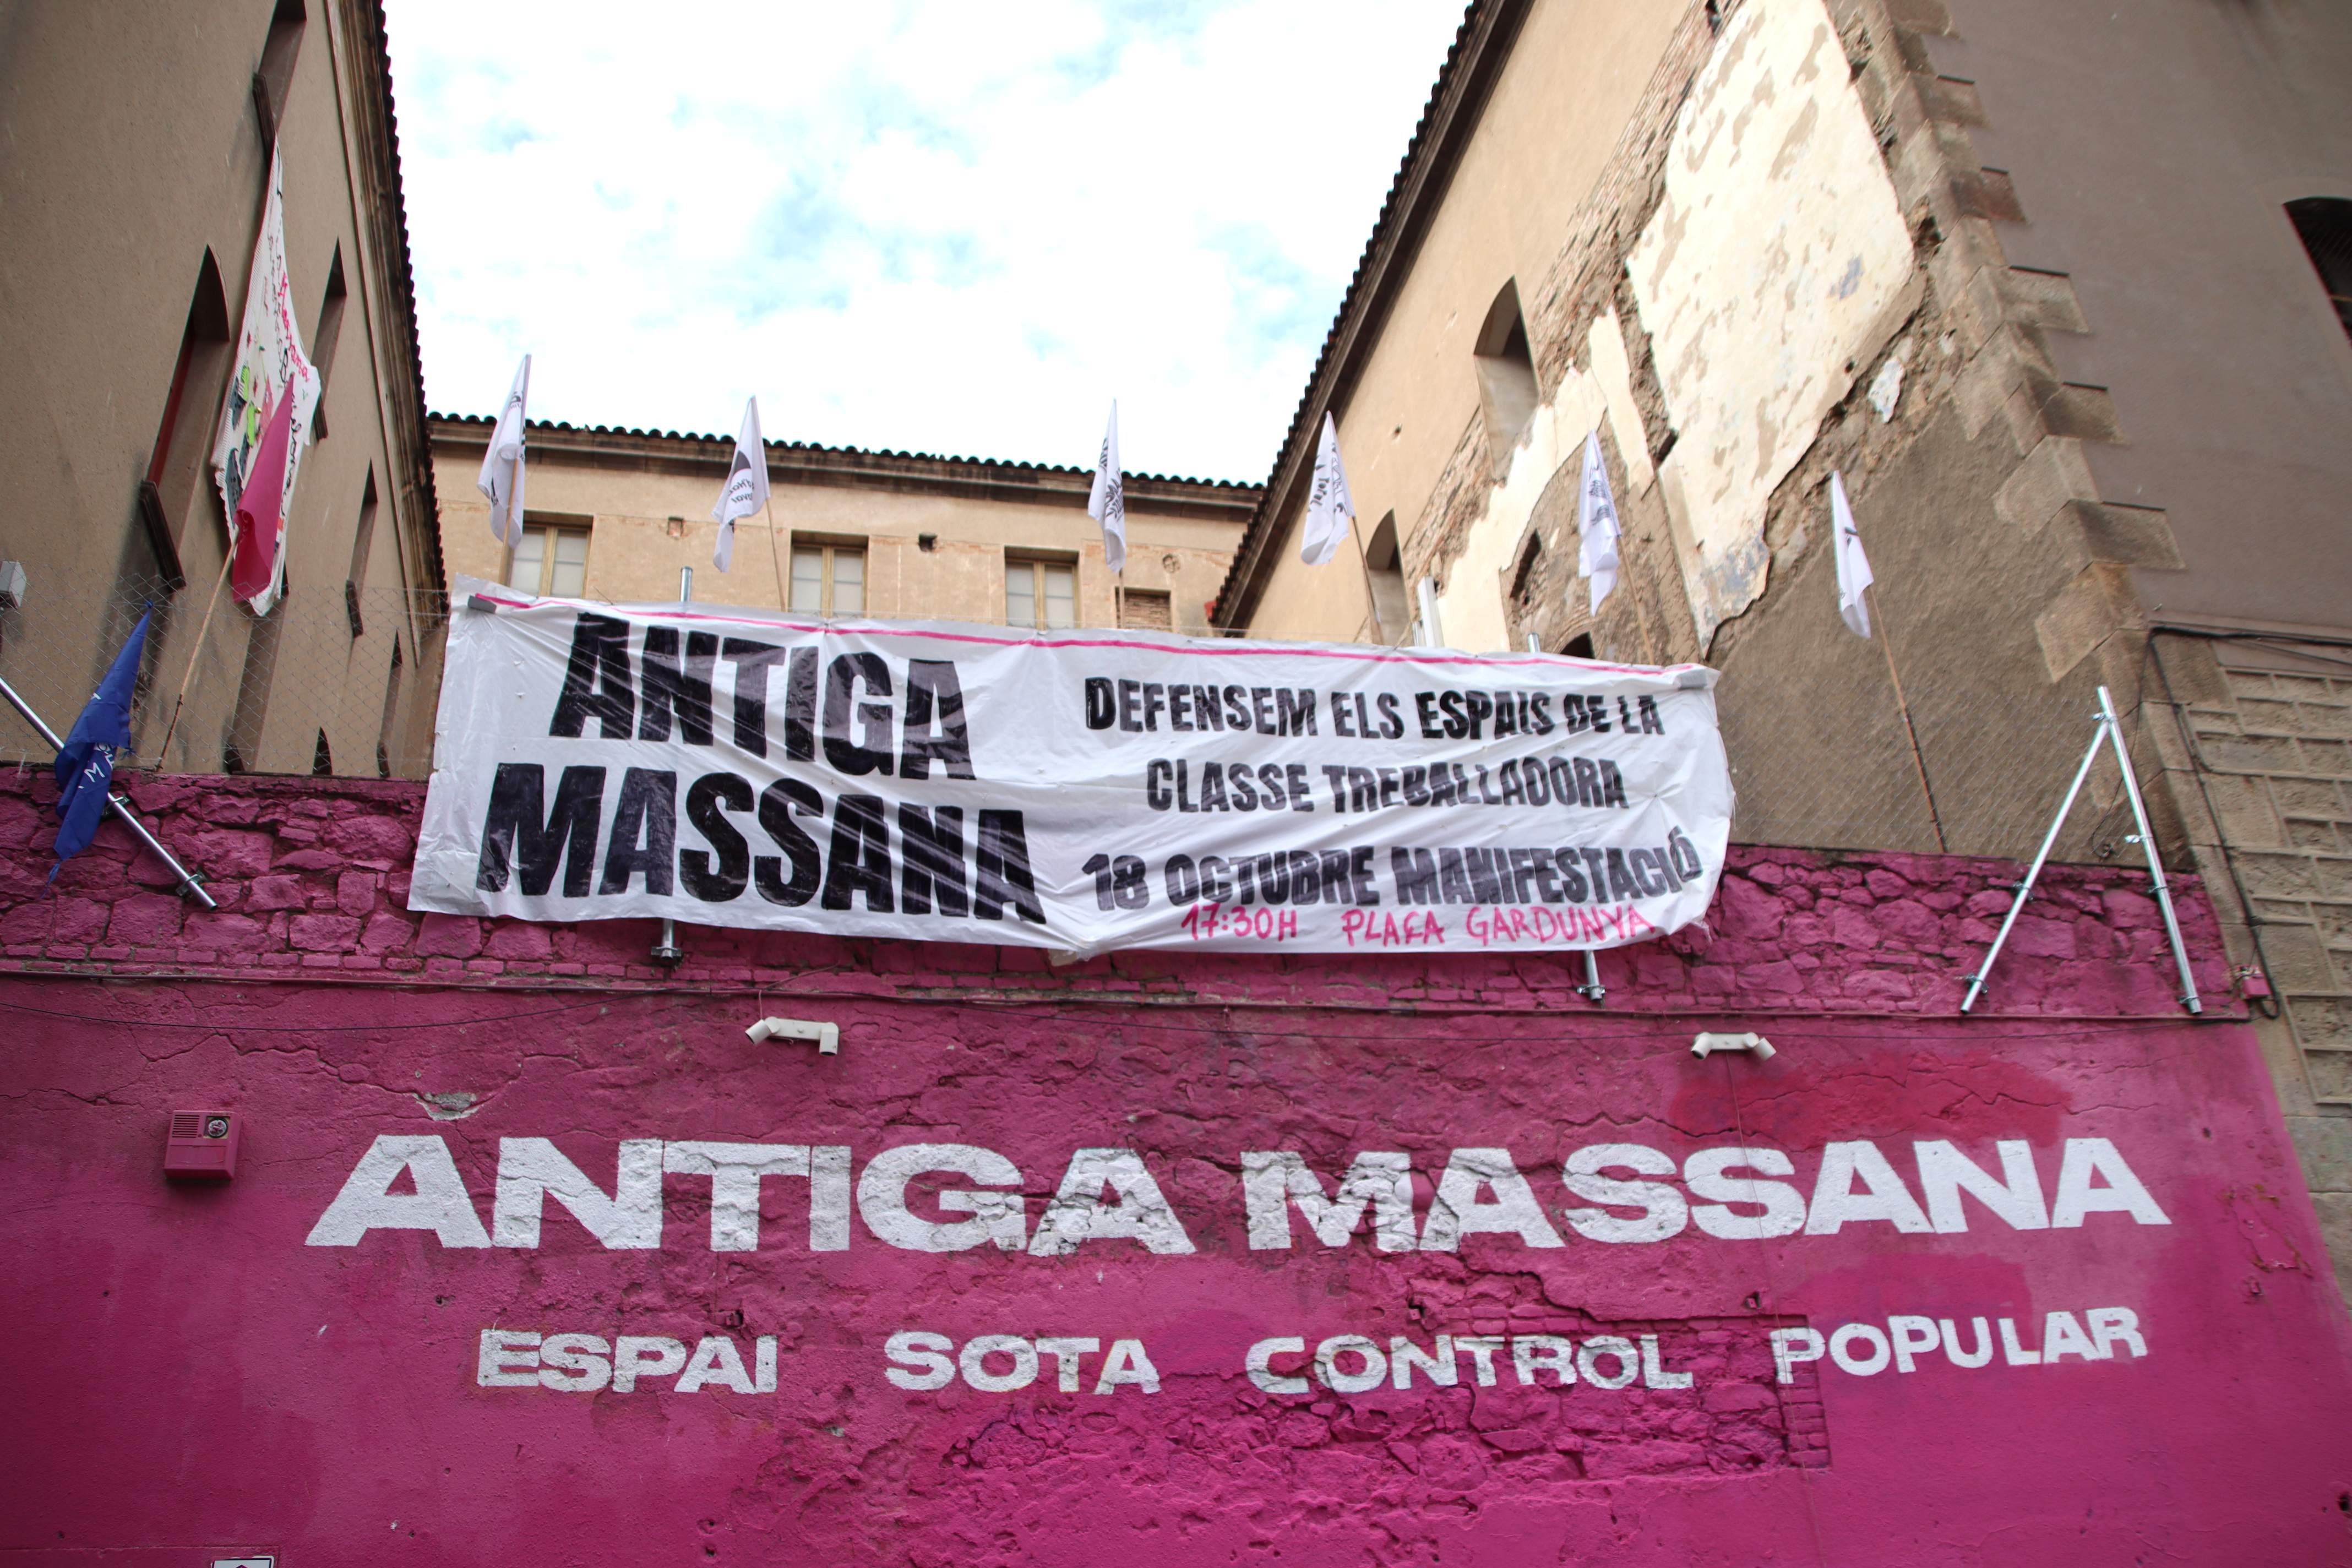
{"left": 7, "top": 774, "right": 2352, "bottom": 1564}
{"left": 1433, "top": 379, "right": 1606, "bottom": 654}
{"left": 1226, "top": 0, "right": 2352, "bottom": 1333}
{"left": 1430, "top": 308, "right": 1660, "bottom": 656}
{"left": 1628, "top": 0, "right": 1916, "bottom": 646}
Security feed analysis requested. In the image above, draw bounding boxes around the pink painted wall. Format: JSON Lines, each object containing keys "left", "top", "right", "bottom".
{"left": 2, "top": 774, "right": 2349, "bottom": 1566}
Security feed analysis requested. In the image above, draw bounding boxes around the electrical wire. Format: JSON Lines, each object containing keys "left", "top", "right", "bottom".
{"left": 0, "top": 981, "right": 2222, "bottom": 1043}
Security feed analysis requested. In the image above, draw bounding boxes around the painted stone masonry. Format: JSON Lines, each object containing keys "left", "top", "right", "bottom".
{"left": 5, "top": 772, "right": 2352, "bottom": 1565}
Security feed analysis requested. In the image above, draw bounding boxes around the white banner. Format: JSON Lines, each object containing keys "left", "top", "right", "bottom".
{"left": 410, "top": 578, "right": 1733, "bottom": 955}
{"left": 212, "top": 148, "right": 319, "bottom": 617}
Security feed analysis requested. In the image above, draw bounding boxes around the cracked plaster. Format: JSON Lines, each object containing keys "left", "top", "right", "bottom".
{"left": 2, "top": 770, "right": 2349, "bottom": 1564}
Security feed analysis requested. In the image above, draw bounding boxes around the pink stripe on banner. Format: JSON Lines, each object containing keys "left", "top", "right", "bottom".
{"left": 472, "top": 594, "right": 1695, "bottom": 679}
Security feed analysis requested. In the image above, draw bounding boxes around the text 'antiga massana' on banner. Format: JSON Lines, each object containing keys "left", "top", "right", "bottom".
{"left": 407, "top": 580, "right": 1733, "bottom": 954}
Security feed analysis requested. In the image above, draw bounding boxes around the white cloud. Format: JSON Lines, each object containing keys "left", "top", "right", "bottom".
{"left": 385, "top": 1, "right": 1465, "bottom": 482}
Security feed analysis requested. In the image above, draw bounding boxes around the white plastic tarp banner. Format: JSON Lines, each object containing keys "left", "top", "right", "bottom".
{"left": 410, "top": 578, "right": 1734, "bottom": 955}
{"left": 211, "top": 148, "right": 319, "bottom": 617}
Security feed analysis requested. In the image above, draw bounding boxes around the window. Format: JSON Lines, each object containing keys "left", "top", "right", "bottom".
{"left": 1361, "top": 512, "right": 1409, "bottom": 644}
{"left": 1007, "top": 556, "right": 1077, "bottom": 630}
{"left": 344, "top": 468, "right": 377, "bottom": 636}
{"left": 1508, "top": 531, "right": 1544, "bottom": 601}
{"left": 137, "top": 251, "right": 232, "bottom": 585}
{"left": 2288, "top": 198, "right": 2352, "bottom": 342}
{"left": 377, "top": 637, "right": 404, "bottom": 780}
{"left": 1473, "top": 279, "right": 1540, "bottom": 475}
{"left": 1413, "top": 576, "right": 1444, "bottom": 649}
{"left": 509, "top": 521, "right": 589, "bottom": 598}
{"left": 1561, "top": 633, "right": 1596, "bottom": 660}
{"left": 310, "top": 244, "right": 345, "bottom": 438}
{"left": 252, "top": 0, "right": 305, "bottom": 148}
{"left": 1118, "top": 587, "right": 1172, "bottom": 630}
{"left": 790, "top": 543, "right": 865, "bottom": 616}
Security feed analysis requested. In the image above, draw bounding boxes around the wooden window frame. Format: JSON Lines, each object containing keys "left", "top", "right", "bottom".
{"left": 1006, "top": 553, "right": 1080, "bottom": 630}
{"left": 508, "top": 520, "right": 591, "bottom": 599}
{"left": 789, "top": 541, "right": 867, "bottom": 617}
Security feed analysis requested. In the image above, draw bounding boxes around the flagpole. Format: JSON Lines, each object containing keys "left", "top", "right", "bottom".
{"left": 1865, "top": 582, "right": 1949, "bottom": 853}
{"left": 154, "top": 550, "right": 236, "bottom": 766}
{"left": 0, "top": 672, "right": 217, "bottom": 908}
{"left": 1345, "top": 509, "right": 1387, "bottom": 644}
{"left": 761, "top": 496, "right": 788, "bottom": 612}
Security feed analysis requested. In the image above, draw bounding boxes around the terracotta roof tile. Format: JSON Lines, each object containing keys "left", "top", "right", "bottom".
{"left": 427, "top": 412, "right": 1261, "bottom": 497}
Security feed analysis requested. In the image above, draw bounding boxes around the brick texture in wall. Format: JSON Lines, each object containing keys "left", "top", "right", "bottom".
{"left": 2152, "top": 642, "right": 2352, "bottom": 1097}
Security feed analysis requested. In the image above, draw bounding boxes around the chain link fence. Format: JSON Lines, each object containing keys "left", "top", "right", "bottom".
{"left": 0, "top": 575, "right": 446, "bottom": 782}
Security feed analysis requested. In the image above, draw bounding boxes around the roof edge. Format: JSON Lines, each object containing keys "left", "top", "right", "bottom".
{"left": 427, "top": 414, "right": 1263, "bottom": 518}
{"left": 347, "top": 0, "right": 443, "bottom": 595}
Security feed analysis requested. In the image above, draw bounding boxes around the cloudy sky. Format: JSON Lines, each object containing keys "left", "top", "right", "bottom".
{"left": 384, "top": 2, "right": 1468, "bottom": 483}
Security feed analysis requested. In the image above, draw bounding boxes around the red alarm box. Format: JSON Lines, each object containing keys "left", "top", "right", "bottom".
{"left": 165, "top": 1110, "right": 240, "bottom": 1182}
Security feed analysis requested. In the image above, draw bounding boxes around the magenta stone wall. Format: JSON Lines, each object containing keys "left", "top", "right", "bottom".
{"left": 0, "top": 770, "right": 2242, "bottom": 1014}
{"left": 3, "top": 771, "right": 2349, "bottom": 1566}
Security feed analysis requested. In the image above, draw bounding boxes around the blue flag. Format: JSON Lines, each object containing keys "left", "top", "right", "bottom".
{"left": 52, "top": 612, "right": 150, "bottom": 873}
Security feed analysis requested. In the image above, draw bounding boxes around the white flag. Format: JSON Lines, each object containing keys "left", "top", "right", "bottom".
{"left": 1300, "top": 412, "right": 1355, "bottom": 566}
{"left": 478, "top": 355, "right": 531, "bottom": 547}
{"left": 1087, "top": 400, "right": 1128, "bottom": 574}
{"left": 1575, "top": 432, "right": 1621, "bottom": 612}
{"left": 711, "top": 396, "right": 769, "bottom": 573}
{"left": 1831, "top": 469, "right": 1874, "bottom": 638}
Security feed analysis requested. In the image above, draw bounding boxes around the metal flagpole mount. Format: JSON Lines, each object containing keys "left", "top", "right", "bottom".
{"left": 0, "top": 672, "right": 217, "bottom": 910}
{"left": 1960, "top": 684, "right": 2202, "bottom": 1016}
{"left": 1576, "top": 949, "right": 1607, "bottom": 1004}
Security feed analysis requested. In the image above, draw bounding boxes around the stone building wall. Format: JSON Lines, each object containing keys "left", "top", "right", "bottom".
{"left": 1205, "top": 0, "right": 2352, "bottom": 1305}
{"left": 1389, "top": 0, "right": 2177, "bottom": 871}
{"left": 432, "top": 418, "right": 1255, "bottom": 636}
{"left": 0, "top": 1, "right": 442, "bottom": 783}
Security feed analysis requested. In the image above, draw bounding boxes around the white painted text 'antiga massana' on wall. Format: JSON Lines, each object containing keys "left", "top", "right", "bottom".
{"left": 308, "top": 1136, "right": 2168, "bottom": 1253}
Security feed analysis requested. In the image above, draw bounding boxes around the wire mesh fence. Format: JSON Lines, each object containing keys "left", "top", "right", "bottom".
{"left": 0, "top": 575, "right": 446, "bottom": 782}
{"left": 1718, "top": 650, "right": 2169, "bottom": 870}
{"left": 0, "top": 561, "right": 2176, "bottom": 881}
{"left": 1722, "top": 672, "right": 2173, "bottom": 879}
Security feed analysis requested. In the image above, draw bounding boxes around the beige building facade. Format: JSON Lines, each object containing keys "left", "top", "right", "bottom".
{"left": 1215, "top": 0, "right": 2352, "bottom": 1286}
{"left": 431, "top": 416, "right": 1254, "bottom": 635}
{"left": 0, "top": 0, "right": 442, "bottom": 781}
